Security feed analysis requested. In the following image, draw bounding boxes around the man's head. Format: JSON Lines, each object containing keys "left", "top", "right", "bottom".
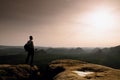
{"left": 29, "top": 36, "right": 33, "bottom": 40}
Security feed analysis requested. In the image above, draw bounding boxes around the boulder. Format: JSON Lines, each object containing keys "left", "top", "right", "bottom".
{"left": 48, "top": 59, "right": 120, "bottom": 80}
{"left": 0, "top": 64, "right": 40, "bottom": 80}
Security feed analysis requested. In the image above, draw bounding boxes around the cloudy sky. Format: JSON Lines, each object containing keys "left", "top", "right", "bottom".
{"left": 0, "top": 0, "right": 120, "bottom": 47}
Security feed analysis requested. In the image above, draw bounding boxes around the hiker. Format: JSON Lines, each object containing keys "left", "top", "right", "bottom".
{"left": 24, "top": 36, "right": 34, "bottom": 66}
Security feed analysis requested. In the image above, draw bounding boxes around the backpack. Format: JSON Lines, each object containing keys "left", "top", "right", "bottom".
{"left": 24, "top": 43, "right": 30, "bottom": 51}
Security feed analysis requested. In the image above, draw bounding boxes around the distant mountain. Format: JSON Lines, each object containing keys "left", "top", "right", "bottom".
{"left": 0, "top": 47, "right": 25, "bottom": 56}
{"left": 0, "top": 45, "right": 23, "bottom": 49}
{"left": 0, "top": 45, "right": 120, "bottom": 69}
{"left": 46, "top": 47, "right": 85, "bottom": 54}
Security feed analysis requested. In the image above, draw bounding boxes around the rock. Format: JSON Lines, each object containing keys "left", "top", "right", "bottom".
{"left": 48, "top": 59, "right": 120, "bottom": 80}
{"left": 0, "top": 64, "right": 40, "bottom": 80}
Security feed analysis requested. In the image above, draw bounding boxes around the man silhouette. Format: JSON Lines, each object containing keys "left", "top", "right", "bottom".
{"left": 25, "top": 36, "right": 34, "bottom": 66}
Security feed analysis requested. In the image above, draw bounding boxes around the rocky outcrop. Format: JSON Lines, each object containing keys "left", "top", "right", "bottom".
{"left": 0, "top": 60, "right": 120, "bottom": 80}
{"left": 48, "top": 59, "right": 120, "bottom": 80}
{"left": 0, "top": 64, "right": 40, "bottom": 80}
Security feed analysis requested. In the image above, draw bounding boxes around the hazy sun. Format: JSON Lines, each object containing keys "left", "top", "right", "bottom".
{"left": 90, "top": 9, "right": 115, "bottom": 31}
{"left": 77, "top": 6, "right": 117, "bottom": 40}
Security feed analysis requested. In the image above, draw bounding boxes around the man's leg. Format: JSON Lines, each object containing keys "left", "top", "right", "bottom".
{"left": 30, "top": 54, "right": 34, "bottom": 66}
{"left": 25, "top": 52, "right": 30, "bottom": 64}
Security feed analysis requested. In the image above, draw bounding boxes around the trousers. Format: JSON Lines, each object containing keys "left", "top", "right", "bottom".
{"left": 25, "top": 51, "right": 34, "bottom": 66}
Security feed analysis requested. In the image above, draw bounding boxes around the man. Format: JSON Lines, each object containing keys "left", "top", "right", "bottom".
{"left": 25, "top": 36, "right": 34, "bottom": 66}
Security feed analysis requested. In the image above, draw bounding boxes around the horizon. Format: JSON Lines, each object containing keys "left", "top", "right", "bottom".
{"left": 0, "top": 0, "right": 120, "bottom": 47}
{"left": 0, "top": 44, "right": 118, "bottom": 49}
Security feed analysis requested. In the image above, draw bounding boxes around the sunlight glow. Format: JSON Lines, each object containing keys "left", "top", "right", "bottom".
{"left": 90, "top": 8, "right": 115, "bottom": 31}
{"left": 72, "top": 71, "right": 94, "bottom": 77}
{"left": 74, "top": 6, "right": 118, "bottom": 46}
{"left": 76, "top": 6, "right": 116, "bottom": 33}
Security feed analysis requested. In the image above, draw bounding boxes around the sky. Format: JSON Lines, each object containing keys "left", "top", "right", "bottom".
{"left": 0, "top": 0, "right": 120, "bottom": 47}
